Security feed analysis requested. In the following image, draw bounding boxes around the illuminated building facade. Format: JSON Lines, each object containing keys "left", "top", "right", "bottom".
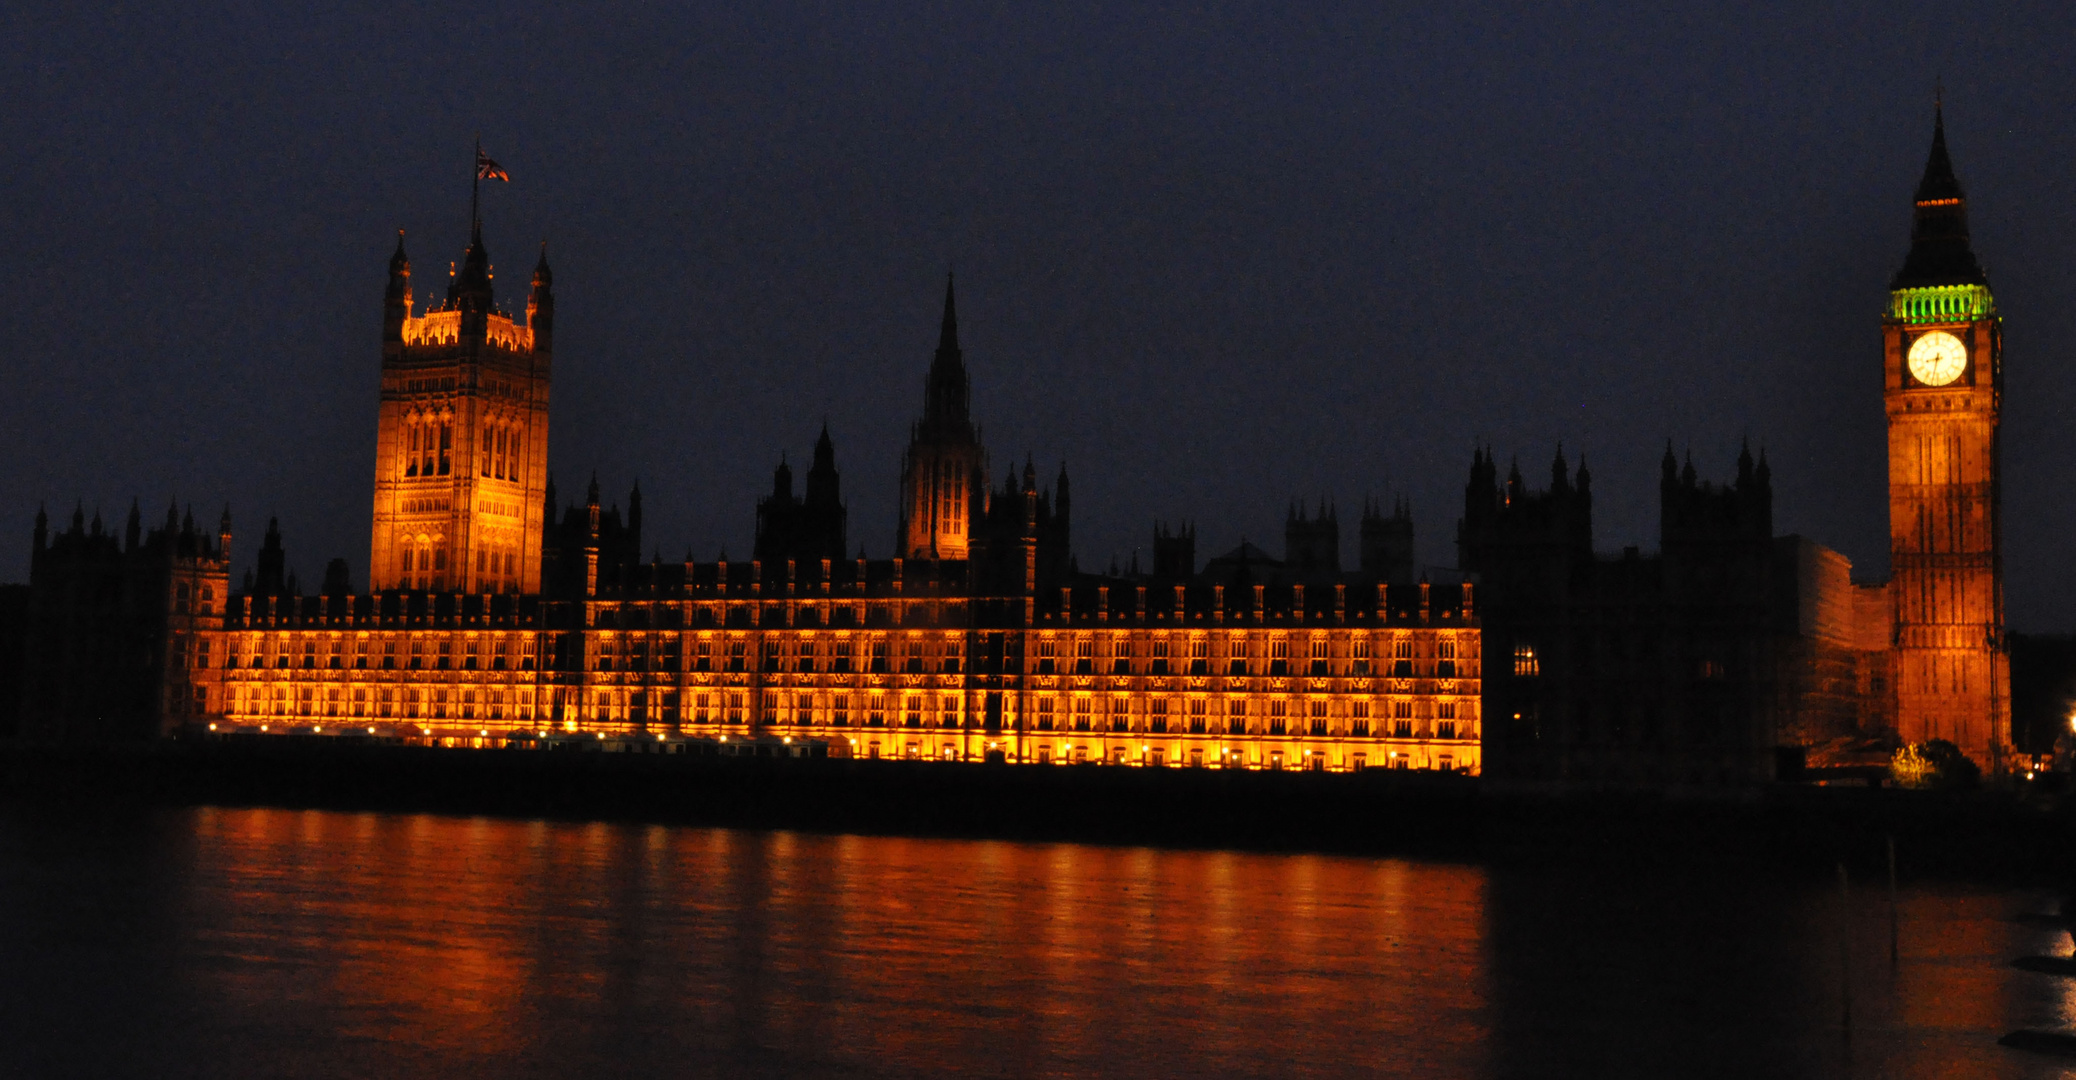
{"left": 20, "top": 109, "right": 2000, "bottom": 779}
{"left": 201, "top": 245, "right": 1480, "bottom": 772}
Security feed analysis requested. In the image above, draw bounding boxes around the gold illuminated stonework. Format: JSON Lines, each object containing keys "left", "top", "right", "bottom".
{"left": 367, "top": 230, "right": 552, "bottom": 596}
{"left": 213, "top": 580, "right": 1480, "bottom": 773}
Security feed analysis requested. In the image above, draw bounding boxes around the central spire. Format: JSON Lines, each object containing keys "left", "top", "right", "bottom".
{"left": 938, "top": 272, "right": 960, "bottom": 357}
{"left": 921, "top": 271, "right": 971, "bottom": 433}
{"left": 1891, "top": 99, "right": 1987, "bottom": 290}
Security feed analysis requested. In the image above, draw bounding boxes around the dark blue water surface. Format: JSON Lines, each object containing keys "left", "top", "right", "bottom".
{"left": 0, "top": 805, "right": 2071, "bottom": 1079}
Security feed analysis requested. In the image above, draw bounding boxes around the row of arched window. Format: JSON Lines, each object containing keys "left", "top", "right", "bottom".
{"left": 404, "top": 417, "right": 452, "bottom": 477}
{"left": 481, "top": 422, "right": 524, "bottom": 481}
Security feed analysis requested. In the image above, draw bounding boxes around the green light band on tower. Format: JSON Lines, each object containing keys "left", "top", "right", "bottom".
{"left": 1888, "top": 284, "right": 1994, "bottom": 324}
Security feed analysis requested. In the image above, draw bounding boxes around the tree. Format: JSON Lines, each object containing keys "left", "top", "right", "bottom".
{"left": 1890, "top": 739, "right": 1981, "bottom": 790}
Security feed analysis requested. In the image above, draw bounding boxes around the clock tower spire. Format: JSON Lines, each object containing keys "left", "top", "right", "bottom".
{"left": 1881, "top": 100, "right": 2007, "bottom": 770}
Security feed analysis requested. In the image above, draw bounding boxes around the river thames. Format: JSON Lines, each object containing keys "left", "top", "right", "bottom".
{"left": 0, "top": 805, "right": 2070, "bottom": 1078}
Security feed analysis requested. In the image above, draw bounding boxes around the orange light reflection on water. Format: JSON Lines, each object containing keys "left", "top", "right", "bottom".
{"left": 142, "top": 808, "right": 2071, "bottom": 1080}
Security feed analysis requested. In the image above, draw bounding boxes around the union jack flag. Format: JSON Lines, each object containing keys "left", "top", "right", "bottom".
{"left": 476, "top": 149, "right": 509, "bottom": 182}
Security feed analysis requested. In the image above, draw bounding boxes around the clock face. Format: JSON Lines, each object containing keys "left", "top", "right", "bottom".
{"left": 1907, "top": 331, "right": 1968, "bottom": 387}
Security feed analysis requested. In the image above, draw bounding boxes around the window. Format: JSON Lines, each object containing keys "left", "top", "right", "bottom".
{"left": 1150, "top": 699, "right": 1169, "bottom": 734}
{"left": 1513, "top": 643, "right": 1539, "bottom": 678}
{"left": 1310, "top": 699, "right": 1328, "bottom": 736}
{"left": 1269, "top": 699, "right": 1287, "bottom": 736}
{"left": 1351, "top": 700, "right": 1371, "bottom": 737}
{"left": 1073, "top": 697, "right": 1092, "bottom": 732}
{"left": 1189, "top": 698, "right": 1207, "bottom": 735}
{"left": 1037, "top": 697, "right": 1055, "bottom": 731}
{"left": 1352, "top": 638, "right": 1373, "bottom": 675}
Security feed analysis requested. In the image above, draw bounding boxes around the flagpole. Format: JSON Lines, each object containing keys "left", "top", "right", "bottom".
{"left": 471, "top": 134, "right": 481, "bottom": 231}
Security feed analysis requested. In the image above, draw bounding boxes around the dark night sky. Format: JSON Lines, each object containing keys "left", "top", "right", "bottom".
{"left": 4, "top": 3, "right": 2074, "bottom": 627}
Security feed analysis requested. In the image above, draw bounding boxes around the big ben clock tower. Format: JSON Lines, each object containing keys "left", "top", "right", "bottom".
{"left": 1882, "top": 102, "right": 2009, "bottom": 769}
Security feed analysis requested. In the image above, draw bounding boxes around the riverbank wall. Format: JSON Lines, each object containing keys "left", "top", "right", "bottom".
{"left": 2, "top": 740, "right": 2069, "bottom": 884}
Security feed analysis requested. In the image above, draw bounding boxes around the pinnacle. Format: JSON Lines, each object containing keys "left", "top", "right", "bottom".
{"left": 938, "top": 271, "right": 959, "bottom": 355}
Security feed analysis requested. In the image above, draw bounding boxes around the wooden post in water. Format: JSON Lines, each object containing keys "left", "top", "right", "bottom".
{"left": 1838, "top": 863, "right": 1853, "bottom": 1039}
{"left": 1887, "top": 835, "right": 1900, "bottom": 970}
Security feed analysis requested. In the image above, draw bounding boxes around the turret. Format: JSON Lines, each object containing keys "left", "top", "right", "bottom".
{"left": 627, "top": 480, "right": 643, "bottom": 555}
{"left": 808, "top": 424, "right": 841, "bottom": 507}
{"left": 383, "top": 230, "right": 412, "bottom": 346}
{"left": 1153, "top": 521, "right": 1196, "bottom": 579}
{"left": 1361, "top": 496, "right": 1414, "bottom": 584}
{"left": 527, "top": 242, "right": 554, "bottom": 354}
{"left": 218, "top": 506, "right": 232, "bottom": 561}
{"left": 124, "top": 499, "right": 141, "bottom": 553}
{"left": 31, "top": 504, "right": 47, "bottom": 565}
{"left": 255, "top": 517, "right": 287, "bottom": 596}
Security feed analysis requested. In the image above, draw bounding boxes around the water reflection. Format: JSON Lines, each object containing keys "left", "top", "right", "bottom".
{"left": 0, "top": 806, "right": 2067, "bottom": 1079}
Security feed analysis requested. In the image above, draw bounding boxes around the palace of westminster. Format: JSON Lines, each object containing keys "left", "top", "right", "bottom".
{"left": 4, "top": 108, "right": 2023, "bottom": 783}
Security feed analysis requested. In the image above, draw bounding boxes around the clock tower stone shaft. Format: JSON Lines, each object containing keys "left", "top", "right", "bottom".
{"left": 1881, "top": 104, "right": 2008, "bottom": 767}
